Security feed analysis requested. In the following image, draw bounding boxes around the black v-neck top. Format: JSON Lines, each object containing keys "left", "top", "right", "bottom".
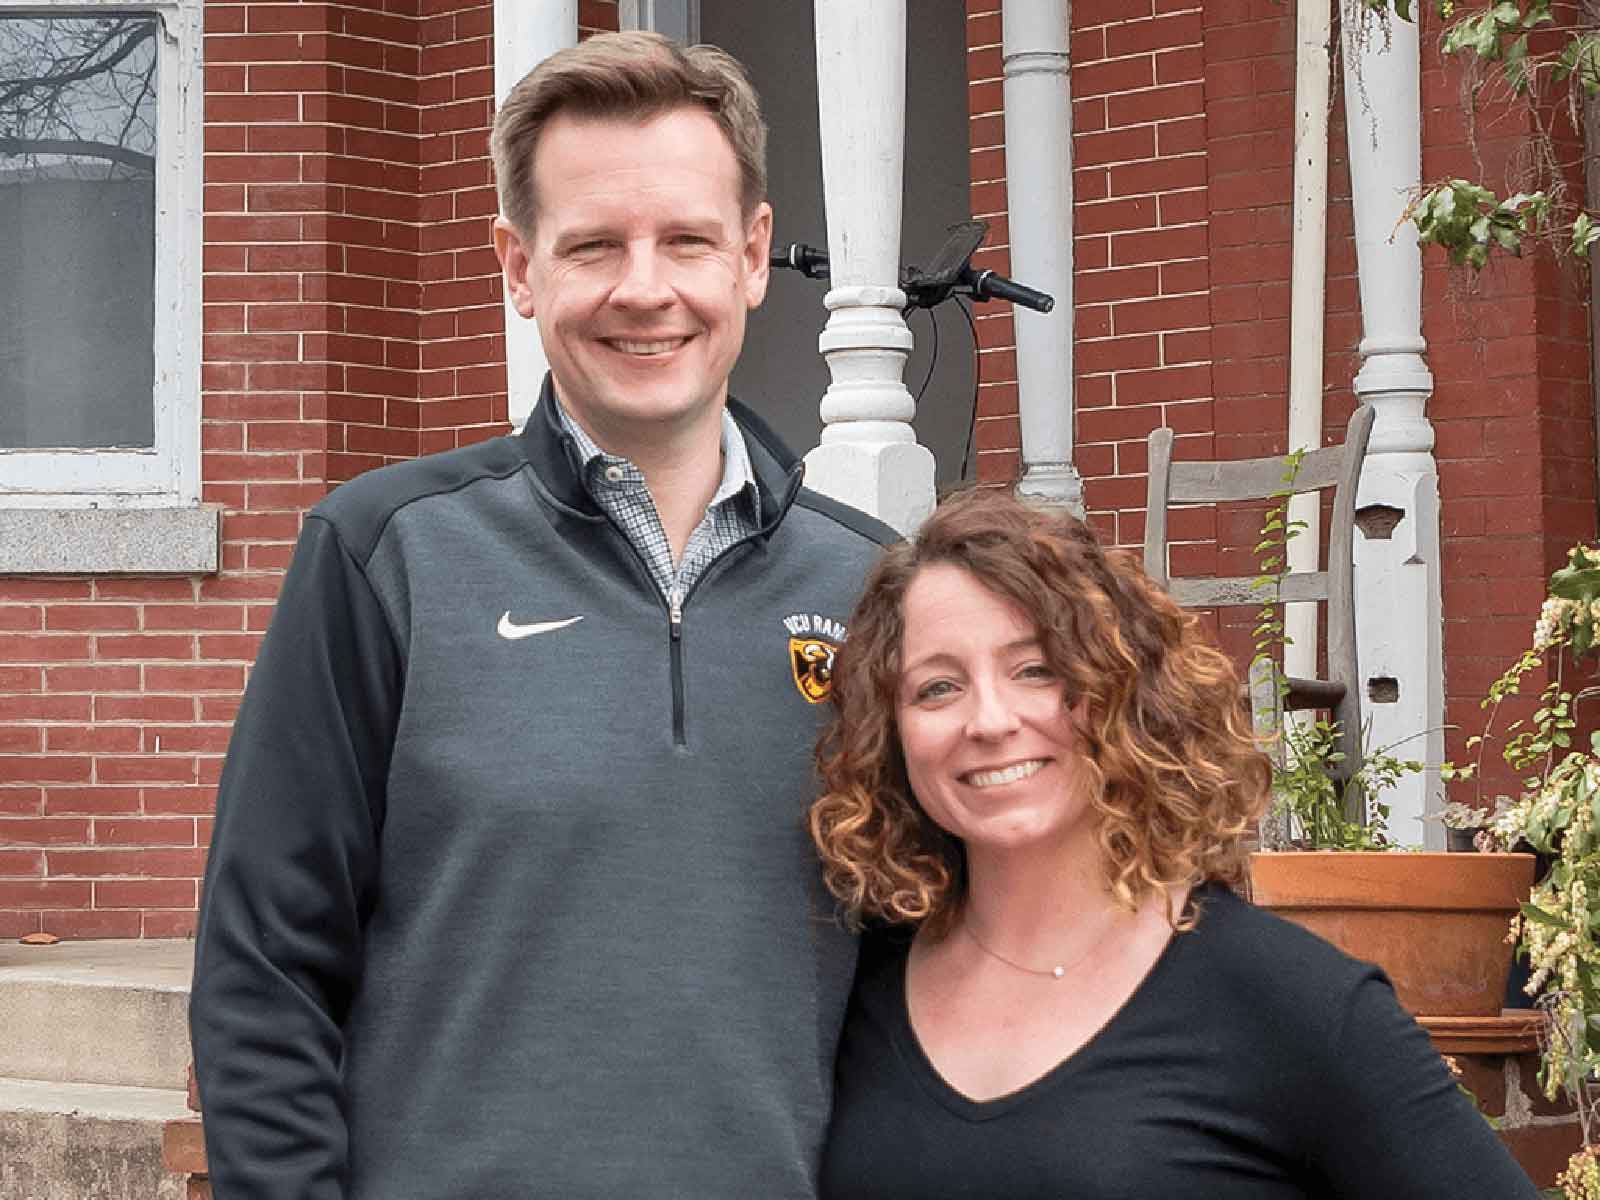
{"left": 820, "top": 883, "right": 1537, "bottom": 1199}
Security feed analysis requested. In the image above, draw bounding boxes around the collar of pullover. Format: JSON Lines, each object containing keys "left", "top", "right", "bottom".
{"left": 516, "top": 373, "right": 806, "bottom": 538}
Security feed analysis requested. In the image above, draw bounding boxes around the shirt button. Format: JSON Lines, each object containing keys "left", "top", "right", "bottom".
{"left": 604, "top": 465, "right": 625, "bottom": 483}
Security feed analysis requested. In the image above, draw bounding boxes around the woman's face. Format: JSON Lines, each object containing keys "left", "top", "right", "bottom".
{"left": 894, "top": 562, "right": 1092, "bottom": 862}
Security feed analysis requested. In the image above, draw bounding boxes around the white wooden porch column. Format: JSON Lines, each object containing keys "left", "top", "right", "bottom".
{"left": 806, "top": 0, "right": 935, "bottom": 534}
{"left": 1003, "top": 0, "right": 1079, "bottom": 512}
{"left": 494, "top": 0, "right": 575, "bottom": 428}
{"left": 1341, "top": 7, "right": 1444, "bottom": 845}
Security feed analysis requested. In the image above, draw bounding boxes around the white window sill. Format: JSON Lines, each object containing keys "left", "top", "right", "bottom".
{"left": 0, "top": 505, "right": 222, "bottom": 576}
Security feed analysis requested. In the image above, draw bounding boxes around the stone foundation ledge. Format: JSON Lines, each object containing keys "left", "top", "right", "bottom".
{"left": 0, "top": 506, "right": 221, "bottom": 575}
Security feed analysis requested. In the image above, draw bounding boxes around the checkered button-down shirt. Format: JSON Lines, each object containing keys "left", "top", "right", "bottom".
{"left": 555, "top": 399, "right": 762, "bottom": 604}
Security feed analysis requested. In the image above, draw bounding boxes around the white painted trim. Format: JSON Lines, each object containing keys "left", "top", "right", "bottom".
{"left": 1002, "top": 0, "right": 1080, "bottom": 512}
{"left": 0, "top": 0, "right": 203, "bottom": 509}
{"left": 805, "top": 0, "right": 934, "bottom": 534}
{"left": 492, "top": 0, "right": 575, "bottom": 429}
{"left": 1341, "top": 2, "right": 1443, "bottom": 847}
{"left": 1284, "top": 0, "right": 1333, "bottom": 689}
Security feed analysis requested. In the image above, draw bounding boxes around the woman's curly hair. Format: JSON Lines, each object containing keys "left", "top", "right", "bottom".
{"left": 810, "top": 488, "right": 1271, "bottom": 935}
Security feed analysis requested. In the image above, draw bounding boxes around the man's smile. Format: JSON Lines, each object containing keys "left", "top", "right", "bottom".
{"left": 601, "top": 335, "right": 694, "bottom": 357}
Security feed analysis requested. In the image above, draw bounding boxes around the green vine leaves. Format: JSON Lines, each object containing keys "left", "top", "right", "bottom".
{"left": 1357, "top": 0, "right": 1600, "bottom": 267}
{"left": 1407, "top": 183, "right": 1550, "bottom": 268}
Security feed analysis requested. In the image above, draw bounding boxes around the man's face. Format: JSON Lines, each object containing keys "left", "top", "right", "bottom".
{"left": 494, "top": 106, "right": 772, "bottom": 455}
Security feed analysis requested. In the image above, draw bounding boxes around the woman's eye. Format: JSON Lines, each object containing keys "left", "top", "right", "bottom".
{"left": 1017, "top": 662, "right": 1057, "bottom": 681}
{"left": 913, "top": 679, "right": 957, "bottom": 703}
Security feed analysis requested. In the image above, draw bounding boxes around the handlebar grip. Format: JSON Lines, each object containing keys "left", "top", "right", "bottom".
{"left": 968, "top": 269, "right": 1054, "bottom": 312}
{"left": 771, "top": 243, "right": 830, "bottom": 280}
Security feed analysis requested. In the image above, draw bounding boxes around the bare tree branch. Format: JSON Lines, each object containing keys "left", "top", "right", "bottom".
{"left": 0, "top": 135, "right": 152, "bottom": 172}
{"left": 109, "top": 44, "right": 157, "bottom": 162}
{"left": 0, "top": 20, "right": 154, "bottom": 110}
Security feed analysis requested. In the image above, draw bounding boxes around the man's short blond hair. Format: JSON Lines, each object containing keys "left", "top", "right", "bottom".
{"left": 490, "top": 30, "right": 768, "bottom": 235}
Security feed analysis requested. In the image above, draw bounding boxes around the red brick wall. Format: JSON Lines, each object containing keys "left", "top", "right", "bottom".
{"left": 966, "top": 4, "right": 1013, "bottom": 488}
{"left": 1073, "top": 0, "right": 1211, "bottom": 553}
{"left": 1198, "top": 0, "right": 1345, "bottom": 663}
{"left": 965, "top": 0, "right": 1596, "bottom": 788}
{"left": 0, "top": 0, "right": 637, "bottom": 938}
{"left": 416, "top": 0, "right": 503, "bottom": 456}
{"left": 969, "top": 0, "right": 1217, "bottom": 545}
{"left": 0, "top": 1, "right": 425, "bottom": 940}
{"left": 1413, "top": 2, "right": 1598, "bottom": 794}
{"left": 0, "top": 568, "right": 218, "bottom": 939}
{"left": 968, "top": 0, "right": 1231, "bottom": 643}
{"left": 2, "top": 0, "right": 1594, "bottom": 936}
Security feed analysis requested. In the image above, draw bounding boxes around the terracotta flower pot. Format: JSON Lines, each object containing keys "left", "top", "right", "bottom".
{"left": 1248, "top": 851, "right": 1536, "bottom": 1017}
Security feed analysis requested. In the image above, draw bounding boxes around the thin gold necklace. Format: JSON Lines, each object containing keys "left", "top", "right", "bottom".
{"left": 959, "top": 909, "right": 1120, "bottom": 981}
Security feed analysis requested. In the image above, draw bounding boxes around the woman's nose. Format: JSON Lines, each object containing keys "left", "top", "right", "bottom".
{"left": 964, "top": 682, "right": 1021, "bottom": 740}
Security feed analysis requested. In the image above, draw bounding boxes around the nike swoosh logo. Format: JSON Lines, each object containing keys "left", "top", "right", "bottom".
{"left": 497, "top": 612, "right": 584, "bottom": 640}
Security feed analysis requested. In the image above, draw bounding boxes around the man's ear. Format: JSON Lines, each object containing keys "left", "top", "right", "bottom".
{"left": 742, "top": 201, "right": 773, "bottom": 310}
{"left": 493, "top": 216, "right": 538, "bottom": 320}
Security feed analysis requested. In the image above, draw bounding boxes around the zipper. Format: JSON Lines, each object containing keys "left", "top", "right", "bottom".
{"left": 664, "top": 536, "right": 761, "bottom": 751}
{"left": 663, "top": 488, "right": 795, "bottom": 745}
{"left": 669, "top": 584, "right": 686, "bottom": 747}
{"left": 605, "top": 463, "right": 801, "bottom": 750}
{"left": 599, "top": 526, "right": 684, "bottom": 747}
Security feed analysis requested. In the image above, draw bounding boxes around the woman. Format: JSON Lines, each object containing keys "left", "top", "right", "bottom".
{"left": 811, "top": 489, "right": 1535, "bottom": 1198}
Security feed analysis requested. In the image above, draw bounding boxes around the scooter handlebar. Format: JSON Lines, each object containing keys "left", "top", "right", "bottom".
{"left": 963, "top": 268, "right": 1054, "bottom": 313}
{"left": 770, "top": 242, "right": 1055, "bottom": 314}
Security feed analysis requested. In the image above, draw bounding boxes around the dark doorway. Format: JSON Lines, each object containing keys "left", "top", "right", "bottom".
{"left": 695, "top": 4, "right": 975, "bottom": 483}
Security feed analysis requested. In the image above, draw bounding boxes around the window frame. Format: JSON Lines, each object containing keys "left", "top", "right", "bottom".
{"left": 0, "top": 0, "right": 202, "bottom": 510}
{"left": 618, "top": 0, "right": 699, "bottom": 43}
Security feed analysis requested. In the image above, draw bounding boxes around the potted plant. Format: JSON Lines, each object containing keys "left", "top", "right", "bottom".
{"left": 1243, "top": 454, "right": 1535, "bottom": 1017}
{"left": 1247, "top": 740, "right": 1534, "bottom": 1016}
{"left": 1426, "top": 797, "right": 1518, "bottom": 853}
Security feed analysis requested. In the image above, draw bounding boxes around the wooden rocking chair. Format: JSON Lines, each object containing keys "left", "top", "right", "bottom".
{"left": 1142, "top": 404, "right": 1375, "bottom": 826}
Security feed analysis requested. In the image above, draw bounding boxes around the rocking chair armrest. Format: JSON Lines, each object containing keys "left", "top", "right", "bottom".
{"left": 1280, "top": 677, "right": 1346, "bottom": 712}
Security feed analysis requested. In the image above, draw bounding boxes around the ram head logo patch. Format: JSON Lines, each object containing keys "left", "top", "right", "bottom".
{"left": 790, "top": 638, "right": 837, "bottom": 704}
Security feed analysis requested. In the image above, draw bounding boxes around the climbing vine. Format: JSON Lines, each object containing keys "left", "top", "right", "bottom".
{"left": 1352, "top": 0, "right": 1600, "bottom": 267}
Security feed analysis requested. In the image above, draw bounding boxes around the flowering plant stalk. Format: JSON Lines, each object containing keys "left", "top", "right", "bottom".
{"left": 1561, "top": 1145, "right": 1600, "bottom": 1200}
{"left": 1475, "top": 546, "right": 1600, "bottom": 1193}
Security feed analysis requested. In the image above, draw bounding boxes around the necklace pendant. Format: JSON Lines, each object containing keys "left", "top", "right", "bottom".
{"left": 1052, "top": 965, "right": 1065, "bottom": 979}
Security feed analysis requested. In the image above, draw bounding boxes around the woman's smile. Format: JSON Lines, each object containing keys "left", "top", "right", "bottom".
{"left": 961, "top": 759, "right": 1049, "bottom": 789}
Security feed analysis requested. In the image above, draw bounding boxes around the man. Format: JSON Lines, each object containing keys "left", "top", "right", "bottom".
{"left": 191, "top": 32, "right": 894, "bottom": 1199}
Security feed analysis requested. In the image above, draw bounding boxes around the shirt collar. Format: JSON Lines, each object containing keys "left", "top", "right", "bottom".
{"left": 552, "top": 396, "right": 759, "bottom": 522}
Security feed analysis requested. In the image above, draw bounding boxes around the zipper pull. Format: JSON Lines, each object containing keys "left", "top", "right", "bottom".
{"left": 669, "top": 586, "right": 683, "bottom": 639}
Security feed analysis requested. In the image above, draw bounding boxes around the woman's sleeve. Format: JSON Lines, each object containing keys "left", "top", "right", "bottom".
{"left": 1310, "top": 972, "right": 1542, "bottom": 1199}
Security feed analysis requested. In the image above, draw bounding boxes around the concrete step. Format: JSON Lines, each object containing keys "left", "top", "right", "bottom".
{"left": 0, "top": 1076, "right": 189, "bottom": 1200}
{"left": 0, "top": 940, "right": 193, "bottom": 1091}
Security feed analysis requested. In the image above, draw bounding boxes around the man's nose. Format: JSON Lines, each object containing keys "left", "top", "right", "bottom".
{"left": 609, "top": 243, "right": 674, "bottom": 308}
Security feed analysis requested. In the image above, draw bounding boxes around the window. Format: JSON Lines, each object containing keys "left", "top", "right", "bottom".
{"left": 618, "top": 1, "right": 699, "bottom": 42}
{"left": 0, "top": 0, "right": 201, "bottom": 511}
